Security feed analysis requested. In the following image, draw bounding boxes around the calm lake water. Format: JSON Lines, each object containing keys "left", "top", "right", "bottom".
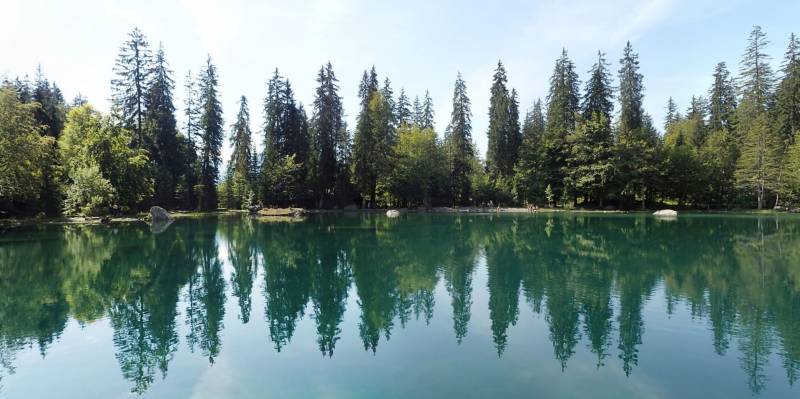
{"left": 1, "top": 213, "right": 799, "bottom": 398}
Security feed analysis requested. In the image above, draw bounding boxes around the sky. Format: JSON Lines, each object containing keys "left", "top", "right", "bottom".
{"left": 3, "top": 0, "right": 800, "bottom": 161}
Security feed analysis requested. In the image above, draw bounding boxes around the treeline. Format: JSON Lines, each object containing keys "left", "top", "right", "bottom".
{"left": 1, "top": 26, "right": 799, "bottom": 216}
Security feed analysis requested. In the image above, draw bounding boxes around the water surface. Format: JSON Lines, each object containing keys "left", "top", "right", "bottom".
{"left": 1, "top": 213, "right": 799, "bottom": 398}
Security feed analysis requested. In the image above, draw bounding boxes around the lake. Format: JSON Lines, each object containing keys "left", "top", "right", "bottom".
{"left": 1, "top": 212, "right": 799, "bottom": 398}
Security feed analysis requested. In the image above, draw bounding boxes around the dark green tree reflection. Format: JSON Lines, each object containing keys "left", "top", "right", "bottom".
{"left": 1, "top": 213, "right": 800, "bottom": 396}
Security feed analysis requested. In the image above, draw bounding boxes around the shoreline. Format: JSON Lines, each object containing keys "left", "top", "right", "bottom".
{"left": 1, "top": 207, "right": 795, "bottom": 229}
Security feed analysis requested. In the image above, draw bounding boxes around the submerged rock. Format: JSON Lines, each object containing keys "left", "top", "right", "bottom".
{"left": 653, "top": 209, "right": 678, "bottom": 217}
{"left": 386, "top": 209, "right": 400, "bottom": 218}
{"left": 150, "top": 206, "right": 173, "bottom": 223}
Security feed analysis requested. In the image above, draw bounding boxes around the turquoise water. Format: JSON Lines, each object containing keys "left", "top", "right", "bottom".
{"left": 0, "top": 213, "right": 799, "bottom": 398}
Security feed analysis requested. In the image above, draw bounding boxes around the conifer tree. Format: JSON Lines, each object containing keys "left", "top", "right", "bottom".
{"left": 227, "top": 96, "right": 254, "bottom": 209}
{"left": 421, "top": 90, "right": 435, "bottom": 129}
{"left": 310, "top": 62, "right": 344, "bottom": 207}
{"left": 181, "top": 70, "right": 201, "bottom": 209}
{"left": 738, "top": 26, "right": 775, "bottom": 111}
{"left": 197, "top": 56, "right": 223, "bottom": 211}
{"left": 775, "top": 33, "right": 800, "bottom": 146}
{"left": 412, "top": 96, "right": 423, "bottom": 127}
{"left": 396, "top": 89, "right": 412, "bottom": 126}
{"left": 444, "top": 73, "right": 475, "bottom": 205}
{"left": 145, "top": 44, "right": 181, "bottom": 208}
{"left": 352, "top": 68, "right": 393, "bottom": 205}
{"left": 665, "top": 97, "right": 679, "bottom": 131}
{"left": 614, "top": 42, "right": 660, "bottom": 208}
{"left": 261, "top": 70, "right": 310, "bottom": 205}
{"left": 486, "top": 61, "right": 520, "bottom": 178}
{"left": 381, "top": 77, "right": 395, "bottom": 126}
{"left": 735, "top": 103, "right": 781, "bottom": 209}
{"left": 544, "top": 49, "right": 580, "bottom": 201}
{"left": 566, "top": 112, "right": 614, "bottom": 206}
{"left": 582, "top": 51, "right": 614, "bottom": 120}
{"left": 32, "top": 66, "right": 66, "bottom": 215}
{"left": 514, "top": 99, "right": 547, "bottom": 204}
{"left": 708, "top": 62, "right": 737, "bottom": 133}
{"left": 111, "top": 27, "right": 152, "bottom": 147}
{"left": 618, "top": 41, "right": 644, "bottom": 133}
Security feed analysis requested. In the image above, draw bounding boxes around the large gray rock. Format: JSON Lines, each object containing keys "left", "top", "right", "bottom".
{"left": 150, "top": 206, "right": 173, "bottom": 223}
{"left": 343, "top": 203, "right": 359, "bottom": 211}
{"left": 386, "top": 209, "right": 400, "bottom": 218}
{"left": 653, "top": 209, "right": 678, "bottom": 217}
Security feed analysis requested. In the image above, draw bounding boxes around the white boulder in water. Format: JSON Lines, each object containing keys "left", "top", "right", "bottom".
{"left": 386, "top": 209, "right": 400, "bottom": 218}
{"left": 653, "top": 209, "right": 678, "bottom": 217}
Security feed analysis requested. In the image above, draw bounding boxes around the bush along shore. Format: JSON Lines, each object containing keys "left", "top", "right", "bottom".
{"left": 2, "top": 26, "right": 800, "bottom": 219}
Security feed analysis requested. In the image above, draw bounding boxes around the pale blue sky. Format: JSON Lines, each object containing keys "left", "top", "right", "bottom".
{"left": 3, "top": 0, "right": 799, "bottom": 160}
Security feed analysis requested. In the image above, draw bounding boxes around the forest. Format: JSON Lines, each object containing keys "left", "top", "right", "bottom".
{"left": 1, "top": 25, "right": 799, "bottom": 216}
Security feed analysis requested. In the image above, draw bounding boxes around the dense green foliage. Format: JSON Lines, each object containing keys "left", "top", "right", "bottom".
{"left": 3, "top": 26, "right": 800, "bottom": 216}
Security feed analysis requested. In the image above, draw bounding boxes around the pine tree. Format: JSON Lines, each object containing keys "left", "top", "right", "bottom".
{"left": 486, "top": 61, "right": 520, "bottom": 178}
{"left": 381, "top": 77, "right": 395, "bottom": 126}
{"left": 614, "top": 41, "right": 658, "bottom": 208}
{"left": 582, "top": 51, "right": 614, "bottom": 120}
{"left": 775, "top": 33, "right": 800, "bottom": 146}
{"left": 708, "top": 62, "right": 737, "bottom": 133}
{"left": 566, "top": 112, "right": 614, "bottom": 206}
{"left": 444, "top": 73, "right": 475, "bottom": 205}
{"left": 111, "top": 27, "right": 152, "bottom": 147}
{"left": 261, "top": 70, "right": 310, "bottom": 205}
{"left": 738, "top": 26, "right": 775, "bottom": 110}
{"left": 665, "top": 97, "right": 678, "bottom": 131}
{"left": 181, "top": 70, "right": 201, "bottom": 210}
{"left": 412, "top": 96, "right": 423, "bottom": 127}
{"left": 735, "top": 105, "right": 781, "bottom": 209}
{"left": 618, "top": 41, "right": 644, "bottom": 133}
{"left": 197, "top": 56, "right": 223, "bottom": 211}
{"left": 421, "top": 90, "right": 435, "bottom": 129}
{"left": 514, "top": 99, "right": 547, "bottom": 204}
{"left": 310, "top": 62, "right": 344, "bottom": 207}
{"left": 32, "top": 66, "right": 66, "bottom": 215}
{"left": 686, "top": 96, "right": 709, "bottom": 148}
{"left": 352, "top": 68, "right": 393, "bottom": 205}
{"left": 396, "top": 88, "right": 412, "bottom": 126}
{"left": 227, "top": 96, "right": 254, "bottom": 209}
{"left": 544, "top": 49, "right": 580, "bottom": 201}
{"left": 145, "top": 44, "right": 181, "bottom": 208}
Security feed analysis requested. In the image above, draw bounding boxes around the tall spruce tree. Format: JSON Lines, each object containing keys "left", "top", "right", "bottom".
{"left": 665, "top": 97, "right": 679, "bottom": 131}
{"left": 111, "top": 27, "right": 152, "bottom": 147}
{"left": 739, "top": 26, "right": 775, "bottom": 111}
{"left": 412, "top": 96, "right": 423, "bottom": 127}
{"left": 181, "top": 70, "right": 201, "bottom": 209}
{"left": 615, "top": 41, "right": 659, "bottom": 208}
{"left": 310, "top": 62, "right": 344, "bottom": 207}
{"left": 514, "top": 99, "right": 547, "bottom": 204}
{"left": 261, "top": 70, "right": 310, "bottom": 206}
{"left": 775, "top": 33, "right": 800, "bottom": 146}
{"left": 618, "top": 41, "right": 644, "bottom": 133}
{"left": 486, "top": 61, "right": 520, "bottom": 178}
{"left": 708, "top": 62, "right": 737, "bottom": 133}
{"left": 145, "top": 44, "right": 181, "bottom": 208}
{"left": 544, "top": 49, "right": 580, "bottom": 202}
{"left": 582, "top": 51, "right": 614, "bottom": 120}
{"left": 32, "top": 66, "right": 66, "bottom": 215}
{"left": 396, "top": 88, "right": 412, "bottom": 126}
{"left": 381, "top": 77, "right": 395, "bottom": 126}
{"left": 227, "top": 96, "right": 254, "bottom": 209}
{"left": 444, "top": 73, "right": 474, "bottom": 205}
{"left": 421, "top": 90, "right": 435, "bottom": 129}
{"left": 197, "top": 56, "right": 223, "bottom": 211}
{"left": 735, "top": 26, "right": 781, "bottom": 208}
{"left": 352, "top": 68, "right": 393, "bottom": 205}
